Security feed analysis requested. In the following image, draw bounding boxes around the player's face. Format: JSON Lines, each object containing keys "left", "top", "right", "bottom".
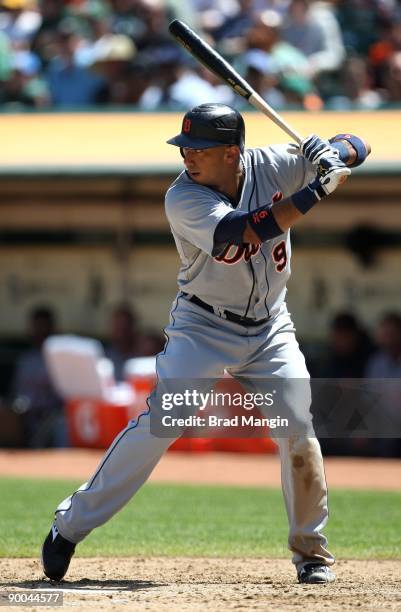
{"left": 181, "top": 145, "right": 237, "bottom": 187}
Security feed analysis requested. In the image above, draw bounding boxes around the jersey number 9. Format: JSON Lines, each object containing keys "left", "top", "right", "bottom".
{"left": 272, "top": 241, "right": 287, "bottom": 273}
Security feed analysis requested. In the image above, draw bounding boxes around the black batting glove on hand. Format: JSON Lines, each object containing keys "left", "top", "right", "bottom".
{"left": 309, "top": 156, "right": 351, "bottom": 199}
{"left": 300, "top": 134, "right": 339, "bottom": 165}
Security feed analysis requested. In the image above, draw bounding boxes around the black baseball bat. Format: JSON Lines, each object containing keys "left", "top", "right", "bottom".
{"left": 168, "top": 19, "right": 303, "bottom": 144}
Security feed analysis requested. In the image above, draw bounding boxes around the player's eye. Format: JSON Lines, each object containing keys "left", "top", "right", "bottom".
{"left": 181, "top": 148, "right": 203, "bottom": 158}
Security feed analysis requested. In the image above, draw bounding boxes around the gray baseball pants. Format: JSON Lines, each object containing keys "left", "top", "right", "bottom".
{"left": 54, "top": 295, "right": 334, "bottom": 571}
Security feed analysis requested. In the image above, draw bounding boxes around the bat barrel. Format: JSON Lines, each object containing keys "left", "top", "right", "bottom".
{"left": 168, "top": 20, "right": 253, "bottom": 100}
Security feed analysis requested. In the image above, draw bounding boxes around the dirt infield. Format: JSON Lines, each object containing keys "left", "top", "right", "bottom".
{"left": 1, "top": 557, "right": 401, "bottom": 611}
{"left": 0, "top": 449, "right": 400, "bottom": 489}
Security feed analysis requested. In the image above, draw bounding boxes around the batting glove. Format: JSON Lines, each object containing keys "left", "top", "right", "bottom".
{"left": 309, "top": 156, "right": 351, "bottom": 199}
{"left": 300, "top": 134, "right": 339, "bottom": 165}
{"left": 292, "top": 155, "right": 351, "bottom": 214}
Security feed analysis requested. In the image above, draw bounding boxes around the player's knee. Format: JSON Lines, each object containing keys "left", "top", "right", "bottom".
{"left": 289, "top": 435, "right": 322, "bottom": 457}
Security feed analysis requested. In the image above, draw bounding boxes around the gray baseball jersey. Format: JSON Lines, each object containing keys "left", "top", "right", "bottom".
{"left": 165, "top": 144, "right": 315, "bottom": 319}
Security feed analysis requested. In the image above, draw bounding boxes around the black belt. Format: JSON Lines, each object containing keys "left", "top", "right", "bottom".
{"left": 183, "top": 293, "right": 269, "bottom": 327}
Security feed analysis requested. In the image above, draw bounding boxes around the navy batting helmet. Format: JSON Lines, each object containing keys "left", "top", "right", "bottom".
{"left": 167, "top": 103, "right": 245, "bottom": 151}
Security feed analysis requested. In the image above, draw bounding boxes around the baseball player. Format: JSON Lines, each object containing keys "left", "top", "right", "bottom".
{"left": 41, "top": 103, "right": 370, "bottom": 584}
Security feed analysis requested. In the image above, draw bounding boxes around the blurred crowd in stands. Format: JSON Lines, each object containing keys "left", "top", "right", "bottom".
{"left": 308, "top": 310, "right": 401, "bottom": 458}
{"left": 0, "top": 2, "right": 400, "bottom": 456}
{"left": 0, "top": 302, "right": 400, "bottom": 456}
{"left": 1, "top": 0, "right": 401, "bottom": 111}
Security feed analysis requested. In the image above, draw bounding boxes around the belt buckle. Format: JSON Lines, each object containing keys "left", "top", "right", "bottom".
{"left": 216, "top": 306, "right": 227, "bottom": 319}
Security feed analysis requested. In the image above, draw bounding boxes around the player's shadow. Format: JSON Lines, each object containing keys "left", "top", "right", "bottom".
{"left": 1, "top": 578, "right": 163, "bottom": 592}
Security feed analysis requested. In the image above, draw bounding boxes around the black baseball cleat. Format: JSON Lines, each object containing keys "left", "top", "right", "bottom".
{"left": 297, "top": 563, "right": 336, "bottom": 584}
{"left": 41, "top": 521, "right": 76, "bottom": 581}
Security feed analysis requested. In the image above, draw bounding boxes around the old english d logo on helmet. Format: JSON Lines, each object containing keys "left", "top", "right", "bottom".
{"left": 183, "top": 118, "right": 192, "bottom": 133}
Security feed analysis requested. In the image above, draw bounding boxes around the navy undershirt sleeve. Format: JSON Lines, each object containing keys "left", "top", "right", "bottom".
{"left": 214, "top": 210, "right": 248, "bottom": 246}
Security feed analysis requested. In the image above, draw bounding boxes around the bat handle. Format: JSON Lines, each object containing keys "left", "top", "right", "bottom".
{"left": 249, "top": 92, "right": 304, "bottom": 145}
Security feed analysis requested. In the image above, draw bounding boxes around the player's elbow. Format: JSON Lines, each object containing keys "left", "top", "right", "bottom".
{"left": 214, "top": 211, "right": 248, "bottom": 247}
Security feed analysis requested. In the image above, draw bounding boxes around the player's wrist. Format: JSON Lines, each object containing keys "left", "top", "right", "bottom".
{"left": 291, "top": 184, "right": 321, "bottom": 214}
{"left": 329, "top": 134, "right": 369, "bottom": 168}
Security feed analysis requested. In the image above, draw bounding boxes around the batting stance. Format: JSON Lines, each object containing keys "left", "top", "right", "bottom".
{"left": 42, "top": 103, "right": 370, "bottom": 584}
